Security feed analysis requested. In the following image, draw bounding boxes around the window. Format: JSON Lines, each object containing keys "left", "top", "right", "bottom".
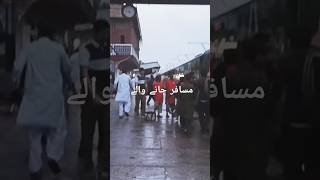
{"left": 120, "top": 35, "right": 125, "bottom": 43}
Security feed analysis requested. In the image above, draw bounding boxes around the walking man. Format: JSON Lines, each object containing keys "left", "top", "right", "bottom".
{"left": 78, "top": 20, "right": 109, "bottom": 180}
{"left": 179, "top": 72, "right": 196, "bottom": 135}
{"left": 14, "top": 22, "right": 70, "bottom": 180}
{"left": 153, "top": 75, "right": 164, "bottom": 119}
{"left": 134, "top": 68, "right": 147, "bottom": 118}
{"left": 195, "top": 70, "right": 210, "bottom": 133}
{"left": 114, "top": 68, "right": 133, "bottom": 119}
{"left": 165, "top": 73, "right": 177, "bottom": 118}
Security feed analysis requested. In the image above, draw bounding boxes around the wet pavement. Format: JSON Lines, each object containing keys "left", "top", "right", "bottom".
{"left": 0, "top": 104, "right": 97, "bottom": 180}
{"left": 0, "top": 96, "right": 210, "bottom": 180}
{"left": 110, "top": 97, "right": 210, "bottom": 180}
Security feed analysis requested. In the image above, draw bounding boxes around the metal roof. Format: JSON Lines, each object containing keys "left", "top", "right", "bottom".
{"left": 162, "top": 50, "right": 210, "bottom": 75}
{"left": 140, "top": 62, "right": 160, "bottom": 70}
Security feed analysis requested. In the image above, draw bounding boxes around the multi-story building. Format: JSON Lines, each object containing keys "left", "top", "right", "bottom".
{"left": 110, "top": 4, "right": 142, "bottom": 81}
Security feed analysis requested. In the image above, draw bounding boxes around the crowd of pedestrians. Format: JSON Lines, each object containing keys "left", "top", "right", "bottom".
{"left": 113, "top": 66, "right": 211, "bottom": 136}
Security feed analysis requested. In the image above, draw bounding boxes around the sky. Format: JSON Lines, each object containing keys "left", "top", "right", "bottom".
{"left": 135, "top": 4, "right": 210, "bottom": 73}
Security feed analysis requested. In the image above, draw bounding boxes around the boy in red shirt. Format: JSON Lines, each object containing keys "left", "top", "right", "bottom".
{"left": 165, "top": 73, "right": 177, "bottom": 118}
{"left": 153, "top": 75, "right": 164, "bottom": 119}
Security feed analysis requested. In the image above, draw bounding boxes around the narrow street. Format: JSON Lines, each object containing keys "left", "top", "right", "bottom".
{"left": 110, "top": 97, "right": 210, "bottom": 180}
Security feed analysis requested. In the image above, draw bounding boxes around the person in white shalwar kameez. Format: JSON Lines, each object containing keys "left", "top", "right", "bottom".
{"left": 114, "top": 69, "right": 132, "bottom": 118}
{"left": 13, "top": 24, "right": 71, "bottom": 180}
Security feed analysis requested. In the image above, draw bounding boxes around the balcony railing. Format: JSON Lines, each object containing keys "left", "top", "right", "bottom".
{"left": 111, "top": 43, "right": 138, "bottom": 60}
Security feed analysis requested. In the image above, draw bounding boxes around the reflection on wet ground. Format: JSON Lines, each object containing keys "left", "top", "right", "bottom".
{"left": 0, "top": 97, "right": 210, "bottom": 179}
{"left": 110, "top": 98, "right": 210, "bottom": 180}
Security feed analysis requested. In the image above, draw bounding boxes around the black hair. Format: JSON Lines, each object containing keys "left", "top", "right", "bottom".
{"left": 121, "top": 68, "right": 128, "bottom": 74}
{"left": 37, "top": 22, "right": 56, "bottom": 39}
{"left": 168, "top": 71, "right": 173, "bottom": 75}
{"left": 93, "top": 20, "right": 109, "bottom": 32}
{"left": 139, "top": 68, "right": 145, "bottom": 72}
{"left": 155, "top": 75, "right": 161, "bottom": 82}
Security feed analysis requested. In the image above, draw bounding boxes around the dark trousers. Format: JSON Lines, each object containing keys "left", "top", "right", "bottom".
{"left": 135, "top": 94, "right": 146, "bottom": 115}
{"left": 147, "top": 95, "right": 154, "bottom": 104}
{"left": 196, "top": 101, "right": 210, "bottom": 131}
{"left": 180, "top": 116, "right": 192, "bottom": 132}
{"left": 78, "top": 100, "right": 109, "bottom": 172}
{"left": 166, "top": 103, "right": 174, "bottom": 114}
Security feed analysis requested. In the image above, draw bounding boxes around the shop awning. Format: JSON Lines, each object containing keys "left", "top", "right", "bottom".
{"left": 111, "top": 55, "right": 139, "bottom": 71}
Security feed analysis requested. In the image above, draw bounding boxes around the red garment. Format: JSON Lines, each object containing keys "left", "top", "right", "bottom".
{"left": 165, "top": 79, "right": 177, "bottom": 105}
{"left": 153, "top": 81, "right": 164, "bottom": 104}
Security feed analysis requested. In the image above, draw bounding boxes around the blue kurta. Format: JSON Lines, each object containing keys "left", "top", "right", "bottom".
{"left": 14, "top": 37, "right": 70, "bottom": 128}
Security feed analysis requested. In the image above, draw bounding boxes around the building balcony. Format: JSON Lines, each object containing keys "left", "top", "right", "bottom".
{"left": 111, "top": 43, "right": 139, "bottom": 71}
{"left": 111, "top": 43, "right": 138, "bottom": 60}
